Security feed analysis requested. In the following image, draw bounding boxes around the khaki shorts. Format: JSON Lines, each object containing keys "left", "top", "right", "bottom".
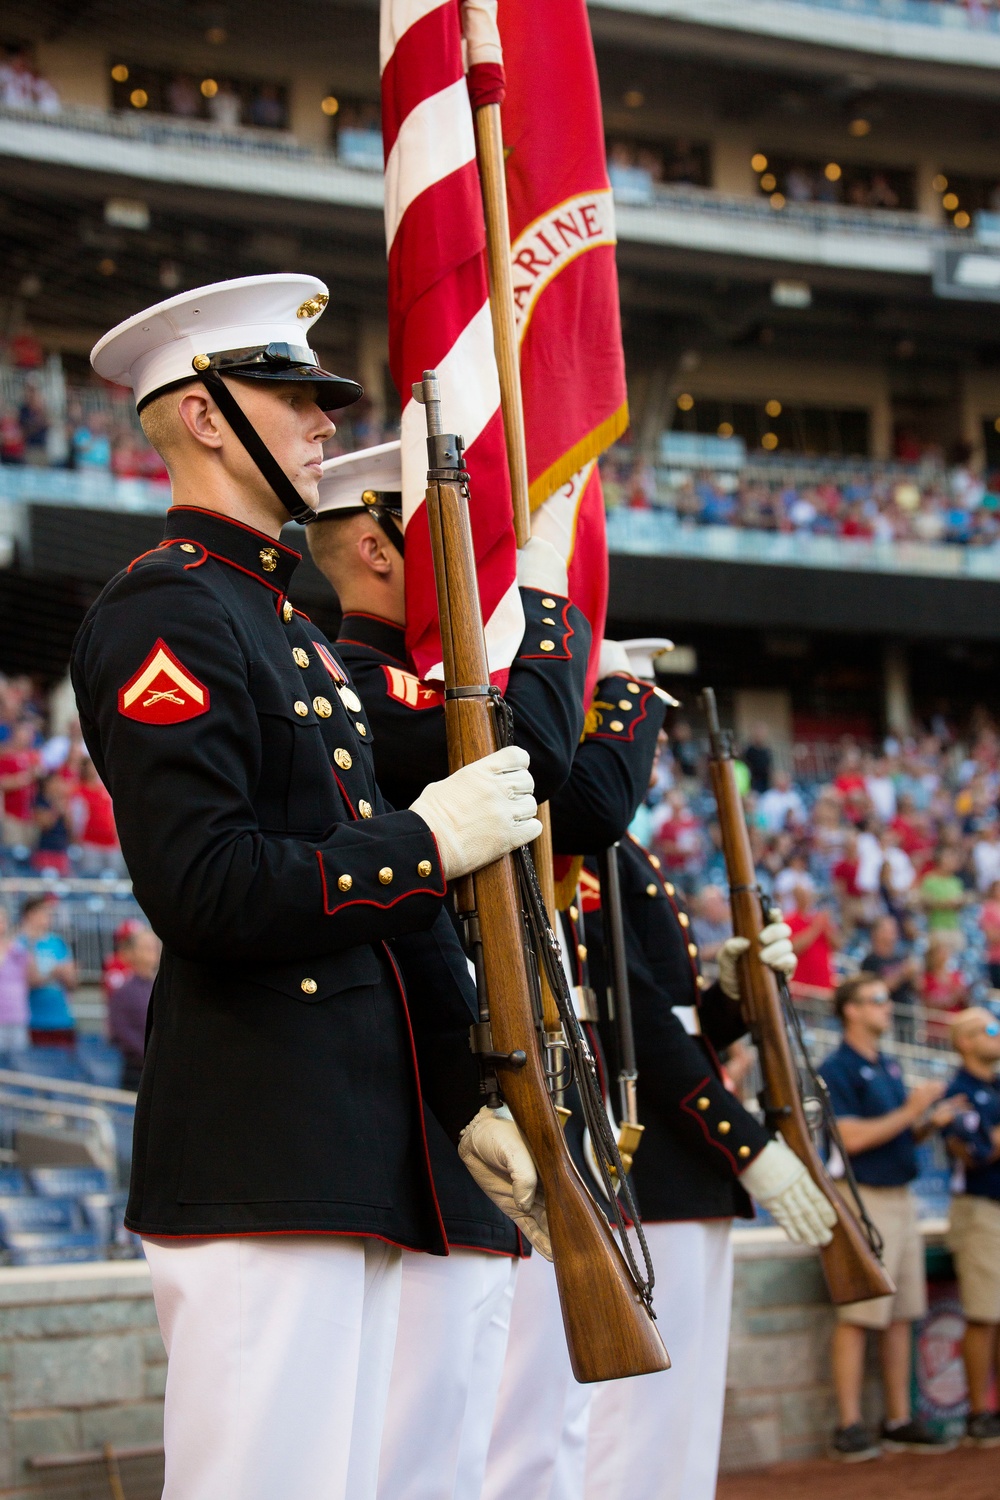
{"left": 947, "top": 1194, "right": 1000, "bottom": 1324}
{"left": 837, "top": 1184, "right": 927, "bottom": 1330}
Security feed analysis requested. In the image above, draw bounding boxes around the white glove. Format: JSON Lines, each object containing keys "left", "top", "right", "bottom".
{"left": 459, "top": 1105, "right": 552, "bottom": 1258}
{"left": 740, "top": 1138, "right": 836, "bottom": 1247}
{"left": 516, "top": 536, "right": 568, "bottom": 597}
{"left": 410, "top": 746, "right": 541, "bottom": 880}
{"left": 597, "top": 638, "right": 632, "bottom": 679}
{"left": 717, "top": 923, "right": 797, "bottom": 1001}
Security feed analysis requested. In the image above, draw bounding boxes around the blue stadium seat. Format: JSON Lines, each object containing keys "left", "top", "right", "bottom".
{"left": 0, "top": 1196, "right": 82, "bottom": 1241}
{"left": 0, "top": 1169, "right": 27, "bottom": 1196}
{"left": 28, "top": 1166, "right": 111, "bottom": 1198}
{"left": 5, "top": 1231, "right": 103, "bottom": 1266}
{"left": 76, "top": 1036, "right": 125, "bottom": 1089}
{"left": 9, "top": 1049, "right": 86, "bottom": 1083}
{"left": 80, "top": 1189, "right": 130, "bottom": 1247}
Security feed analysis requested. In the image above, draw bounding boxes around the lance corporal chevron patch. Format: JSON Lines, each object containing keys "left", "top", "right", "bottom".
{"left": 118, "top": 639, "right": 210, "bottom": 725}
{"left": 381, "top": 666, "right": 444, "bottom": 710}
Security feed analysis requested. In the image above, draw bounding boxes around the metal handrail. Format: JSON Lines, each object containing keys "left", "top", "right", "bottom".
{"left": 0, "top": 1070, "right": 137, "bottom": 1108}
{"left": 0, "top": 1087, "right": 118, "bottom": 1178}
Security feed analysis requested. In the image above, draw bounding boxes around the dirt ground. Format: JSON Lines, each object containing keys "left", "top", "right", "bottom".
{"left": 717, "top": 1445, "right": 999, "bottom": 1500}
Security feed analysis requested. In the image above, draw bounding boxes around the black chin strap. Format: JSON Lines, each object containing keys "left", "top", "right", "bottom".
{"left": 368, "top": 507, "right": 405, "bottom": 557}
{"left": 202, "top": 370, "right": 315, "bottom": 525}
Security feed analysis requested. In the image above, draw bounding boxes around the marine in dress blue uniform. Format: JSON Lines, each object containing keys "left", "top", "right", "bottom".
{"left": 73, "top": 277, "right": 547, "bottom": 1500}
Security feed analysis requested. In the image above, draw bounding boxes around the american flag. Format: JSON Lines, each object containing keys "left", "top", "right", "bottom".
{"left": 380, "top": 0, "right": 522, "bottom": 683}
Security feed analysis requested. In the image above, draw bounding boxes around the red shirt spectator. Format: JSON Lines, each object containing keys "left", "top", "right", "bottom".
{"left": 0, "top": 722, "right": 41, "bottom": 822}
{"left": 786, "top": 884, "right": 840, "bottom": 991}
{"left": 75, "top": 763, "right": 117, "bottom": 847}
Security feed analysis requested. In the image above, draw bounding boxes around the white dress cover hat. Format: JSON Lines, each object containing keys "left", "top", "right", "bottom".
{"left": 316, "top": 442, "right": 402, "bottom": 517}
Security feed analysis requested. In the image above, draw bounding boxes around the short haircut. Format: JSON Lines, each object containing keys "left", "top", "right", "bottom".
{"left": 834, "top": 971, "right": 884, "bottom": 1022}
{"left": 138, "top": 387, "right": 187, "bottom": 461}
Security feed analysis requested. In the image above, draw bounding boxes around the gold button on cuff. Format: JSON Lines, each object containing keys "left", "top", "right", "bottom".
{"left": 313, "top": 696, "right": 332, "bottom": 718}
{"left": 649, "top": 854, "right": 661, "bottom": 869}
{"left": 718, "top": 1120, "right": 731, "bottom": 1135}
{"left": 417, "top": 859, "right": 433, "bottom": 877}
{"left": 618, "top": 700, "right": 633, "bottom": 712}
{"left": 179, "top": 543, "right": 197, "bottom": 554}
{"left": 577, "top": 943, "right": 588, "bottom": 961}
{"left": 334, "top": 749, "right": 353, "bottom": 770}
{"left": 356, "top": 722, "right": 367, "bottom": 736}
{"left": 541, "top": 597, "right": 557, "bottom": 609}
{"left": 609, "top": 720, "right": 624, "bottom": 732}
{"left": 293, "top": 647, "right": 310, "bottom": 668}
{"left": 696, "top": 1097, "right": 710, "bottom": 1111}
{"left": 282, "top": 602, "right": 294, "bottom": 623}
{"left": 646, "top": 883, "right": 658, "bottom": 897}
{"left": 378, "top": 867, "right": 393, "bottom": 885}
{"left": 542, "top": 616, "right": 556, "bottom": 626}
{"left": 569, "top": 905, "right": 579, "bottom": 922}
{"left": 337, "top": 874, "right": 353, "bottom": 892}
{"left": 359, "top": 799, "right": 373, "bottom": 819}
{"left": 738, "top": 1145, "right": 751, "bottom": 1159}
{"left": 300, "top": 977, "right": 318, "bottom": 995}
{"left": 687, "top": 943, "right": 698, "bottom": 958}
{"left": 293, "top": 701, "right": 309, "bottom": 717}
{"left": 627, "top": 682, "right": 641, "bottom": 694}
{"left": 678, "top": 912, "right": 690, "bottom": 928}
{"left": 539, "top": 640, "right": 555, "bottom": 653}
{"left": 697, "top": 974, "right": 710, "bottom": 990}
{"left": 665, "top": 882, "right": 675, "bottom": 896}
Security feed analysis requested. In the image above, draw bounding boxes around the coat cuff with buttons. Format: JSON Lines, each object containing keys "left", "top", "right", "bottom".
{"left": 678, "top": 1073, "right": 771, "bottom": 1177}
{"left": 316, "top": 808, "right": 447, "bottom": 927}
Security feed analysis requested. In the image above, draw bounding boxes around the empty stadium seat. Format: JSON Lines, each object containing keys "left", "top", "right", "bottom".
{"left": 4, "top": 1231, "right": 103, "bottom": 1267}
{"left": 28, "top": 1166, "right": 111, "bottom": 1198}
{"left": 0, "top": 1169, "right": 27, "bottom": 1196}
{"left": 0, "top": 1195, "right": 82, "bottom": 1239}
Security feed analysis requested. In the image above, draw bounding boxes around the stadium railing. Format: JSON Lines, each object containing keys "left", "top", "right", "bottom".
{"left": 0, "top": 879, "right": 145, "bottom": 985}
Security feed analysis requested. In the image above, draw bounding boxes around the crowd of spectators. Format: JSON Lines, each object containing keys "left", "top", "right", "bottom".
{"left": 635, "top": 717, "right": 1000, "bottom": 1039}
{"left": 603, "top": 453, "right": 1000, "bottom": 549}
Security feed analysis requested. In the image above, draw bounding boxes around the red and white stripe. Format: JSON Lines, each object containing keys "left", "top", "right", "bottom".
{"left": 380, "top": 0, "right": 521, "bottom": 683}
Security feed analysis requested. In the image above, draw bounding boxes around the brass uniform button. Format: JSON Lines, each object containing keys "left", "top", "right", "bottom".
{"left": 417, "top": 859, "right": 433, "bottom": 877}
{"left": 378, "top": 867, "right": 393, "bottom": 885}
{"left": 577, "top": 943, "right": 587, "bottom": 961}
{"left": 646, "top": 883, "right": 658, "bottom": 897}
{"left": 300, "top": 977, "right": 318, "bottom": 995}
{"left": 539, "top": 640, "right": 555, "bottom": 653}
{"left": 696, "top": 1097, "right": 710, "bottom": 1111}
{"left": 293, "top": 647, "right": 310, "bottom": 668}
{"left": 738, "top": 1145, "right": 751, "bottom": 1159}
{"left": 649, "top": 854, "right": 661, "bottom": 869}
{"left": 678, "top": 912, "right": 690, "bottom": 928}
{"left": 356, "top": 722, "right": 367, "bottom": 736}
{"left": 179, "top": 543, "right": 197, "bottom": 554}
{"left": 627, "top": 682, "right": 641, "bottom": 694}
{"left": 313, "top": 696, "right": 333, "bottom": 718}
{"left": 697, "top": 974, "right": 710, "bottom": 990}
{"left": 293, "top": 701, "right": 309, "bottom": 717}
{"left": 282, "top": 602, "right": 294, "bottom": 623}
{"left": 334, "top": 748, "right": 353, "bottom": 770}
{"left": 609, "top": 720, "right": 624, "bottom": 732}
{"left": 259, "top": 547, "right": 279, "bottom": 572}
{"left": 542, "top": 616, "right": 556, "bottom": 626}
{"left": 192, "top": 353, "right": 211, "bottom": 371}
{"left": 569, "top": 905, "right": 579, "bottom": 922}
{"left": 687, "top": 943, "right": 698, "bottom": 958}
{"left": 664, "top": 882, "right": 675, "bottom": 896}
{"left": 337, "top": 874, "right": 353, "bottom": 892}
{"left": 359, "top": 800, "right": 373, "bottom": 819}
{"left": 618, "top": 700, "right": 633, "bottom": 712}
{"left": 541, "top": 597, "right": 557, "bottom": 609}
{"left": 718, "top": 1120, "right": 731, "bottom": 1135}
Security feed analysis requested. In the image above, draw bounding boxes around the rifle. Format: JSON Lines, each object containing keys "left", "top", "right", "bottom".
{"left": 415, "top": 371, "right": 669, "bottom": 1383}
{"left": 596, "top": 844, "right": 644, "bottom": 1176}
{"left": 702, "top": 689, "right": 896, "bottom": 1306}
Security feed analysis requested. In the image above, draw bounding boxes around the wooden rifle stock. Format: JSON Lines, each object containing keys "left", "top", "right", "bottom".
{"left": 702, "top": 692, "right": 895, "bottom": 1306}
{"left": 420, "top": 387, "right": 668, "bottom": 1383}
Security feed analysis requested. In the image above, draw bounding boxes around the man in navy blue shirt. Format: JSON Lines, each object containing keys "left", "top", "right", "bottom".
{"left": 944, "top": 1007, "right": 1000, "bottom": 1447}
{"left": 820, "top": 972, "right": 966, "bottom": 1460}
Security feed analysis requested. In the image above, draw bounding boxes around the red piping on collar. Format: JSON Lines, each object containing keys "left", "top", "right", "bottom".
{"left": 168, "top": 504, "right": 302, "bottom": 560}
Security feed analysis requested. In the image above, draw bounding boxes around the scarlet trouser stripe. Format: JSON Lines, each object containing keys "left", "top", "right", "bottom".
{"left": 381, "top": 0, "right": 521, "bottom": 684}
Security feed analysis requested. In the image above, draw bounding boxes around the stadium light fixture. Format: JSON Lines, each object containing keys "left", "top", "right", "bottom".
{"left": 676, "top": 393, "right": 694, "bottom": 412}
{"left": 321, "top": 96, "right": 339, "bottom": 116}
{"left": 129, "top": 89, "right": 148, "bottom": 109}
{"left": 848, "top": 119, "right": 870, "bottom": 138}
{"left": 751, "top": 153, "right": 768, "bottom": 173}
{"left": 824, "top": 163, "right": 842, "bottom": 183}
{"left": 765, "top": 400, "right": 782, "bottom": 419}
{"left": 201, "top": 78, "right": 219, "bottom": 98}
{"left": 771, "top": 280, "right": 812, "bottom": 309}
{"left": 111, "top": 64, "right": 129, "bottom": 83}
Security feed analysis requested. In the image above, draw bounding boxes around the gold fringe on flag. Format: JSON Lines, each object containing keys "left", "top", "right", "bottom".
{"left": 528, "top": 400, "right": 629, "bottom": 512}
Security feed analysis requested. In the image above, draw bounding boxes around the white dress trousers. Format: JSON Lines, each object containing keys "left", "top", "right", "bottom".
{"left": 144, "top": 1233, "right": 402, "bottom": 1500}
{"left": 585, "top": 1220, "right": 734, "bottom": 1500}
{"left": 377, "top": 1248, "right": 518, "bottom": 1500}
{"left": 482, "top": 1249, "right": 595, "bottom": 1500}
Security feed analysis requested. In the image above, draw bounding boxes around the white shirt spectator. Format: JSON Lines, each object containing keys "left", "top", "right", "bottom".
{"left": 855, "top": 831, "right": 885, "bottom": 893}
{"left": 881, "top": 845, "right": 915, "bottom": 897}
{"left": 866, "top": 772, "right": 897, "bottom": 822}
{"left": 757, "top": 781, "right": 806, "bottom": 835}
{"left": 973, "top": 831, "right": 1000, "bottom": 894}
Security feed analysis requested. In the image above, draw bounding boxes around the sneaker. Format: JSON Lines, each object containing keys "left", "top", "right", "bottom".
{"left": 880, "top": 1419, "right": 957, "bottom": 1453}
{"left": 829, "top": 1423, "right": 882, "bottom": 1462}
{"left": 965, "top": 1412, "right": 1000, "bottom": 1448}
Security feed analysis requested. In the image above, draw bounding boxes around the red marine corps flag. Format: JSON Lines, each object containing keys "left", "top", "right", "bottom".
{"left": 498, "top": 0, "right": 627, "bottom": 698}
{"left": 380, "top": 0, "right": 523, "bottom": 683}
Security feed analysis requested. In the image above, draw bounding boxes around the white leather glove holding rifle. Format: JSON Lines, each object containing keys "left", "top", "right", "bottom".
{"left": 717, "top": 922, "right": 797, "bottom": 999}
{"left": 410, "top": 746, "right": 542, "bottom": 880}
{"left": 459, "top": 1104, "right": 552, "bottom": 1258}
{"left": 740, "top": 1138, "right": 837, "bottom": 1247}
